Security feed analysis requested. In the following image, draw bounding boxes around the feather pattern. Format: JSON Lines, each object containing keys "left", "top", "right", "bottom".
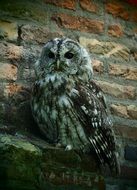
{"left": 31, "top": 37, "right": 120, "bottom": 175}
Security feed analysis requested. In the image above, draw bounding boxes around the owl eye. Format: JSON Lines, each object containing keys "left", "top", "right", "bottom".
{"left": 48, "top": 51, "right": 55, "bottom": 59}
{"left": 64, "top": 52, "right": 74, "bottom": 59}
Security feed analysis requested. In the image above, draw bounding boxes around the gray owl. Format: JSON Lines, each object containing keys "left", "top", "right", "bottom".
{"left": 31, "top": 38, "right": 120, "bottom": 175}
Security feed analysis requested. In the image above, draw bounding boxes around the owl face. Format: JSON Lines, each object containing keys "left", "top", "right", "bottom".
{"left": 35, "top": 38, "right": 93, "bottom": 82}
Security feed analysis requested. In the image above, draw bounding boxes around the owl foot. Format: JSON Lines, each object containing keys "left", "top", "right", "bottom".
{"left": 65, "top": 144, "right": 72, "bottom": 151}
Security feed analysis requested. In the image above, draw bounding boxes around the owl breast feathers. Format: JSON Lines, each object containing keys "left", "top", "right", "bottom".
{"left": 31, "top": 38, "right": 120, "bottom": 175}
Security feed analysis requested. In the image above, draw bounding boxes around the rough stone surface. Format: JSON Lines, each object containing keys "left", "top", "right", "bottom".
{"left": 0, "top": 63, "right": 17, "bottom": 81}
{"left": 6, "top": 44, "right": 23, "bottom": 61}
{"left": 110, "top": 104, "right": 129, "bottom": 118}
{"left": 111, "top": 104, "right": 137, "bottom": 120}
{"left": 21, "top": 25, "right": 63, "bottom": 44}
{"left": 4, "top": 83, "right": 31, "bottom": 102}
{"left": 79, "top": 0, "right": 98, "bottom": 13}
{"left": 115, "top": 125, "right": 137, "bottom": 140}
{"left": 44, "top": 0, "right": 76, "bottom": 10}
{"left": 127, "top": 105, "right": 137, "bottom": 120}
{"left": 108, "top": 24, "right": 123, "bottom": 37}
{"left": 130, "top": 11, "right": 137, "bottom": 22}
{"left": 52, "top": 13, "right": 104, "bottom": 34}
{"left": 79, "top": 37, "right": 130, "bottom": 61}
{"left": 0, "top": 0, "right": 47, "bottom": 23}
{"left": 95, "top": 80, "right": 136, "bottom": 99}
{"left": 125, "top": 146, "right": 137, "bottom": 161}
{"left": 109, "top": 64, "right": 137, "bottom": 80}
{"left": 120, "top": 165, "right": 137, "bottom": 180}
{"left": 0, "top": 20, "right": 17, "bottom": 40}
{"left": 0, "top": 134, "right": 105, "bottom": 190}
{"left": 105, "top": 2, "right": 129, "bottom": 20}
{"left": 92, "top": 59, "right": 104, "bottom": 73}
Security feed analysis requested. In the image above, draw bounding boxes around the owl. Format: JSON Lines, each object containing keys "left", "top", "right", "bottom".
{"left": 31, "top": 38, "right": 120, "bottom": 175}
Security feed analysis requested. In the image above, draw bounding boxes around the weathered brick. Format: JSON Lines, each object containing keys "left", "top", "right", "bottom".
{"left": 109, "top": 64, "right": 137, "bottom": 80}
{"left": 4, "top": 83, "right": 31, "bottom": 102}
{"left": 95, "top": 80, "right": 136, "bottom": 99}
{"left": 0, "top": 20, "right": 17, "bottom": 40}
{"left": 79, "top": 0, "right": 98, "bottom": 13}
{"left": 92, "top": 59, "right": 104, "bottom": 73}
{"left": 79, "top": 37, "right": 130, "bottom": 61}
{"left": 0, "top": 2, "right": 47, "bottom": 23}
{"left": 44, "top": 0, "right": 76, "bottom": 10}
{"left": 111, "top": 104, "right": 137, "bottom": 119}
{"left": 52, "top": 13, "right": 104, "bottom": 34}
{"left": 130, "top": 11, "right": 137, "bottom": 22}
{"left": 22, "top": 69, "right": 35, "bottom": 81}
{"left": 0, "top": 63, "right": 17, "bottom": 81}
{"left": 125, "top": 146, "right": 137, "bottom": 161}
{"left": 108, "top": 24, "right": 123, "bottom": 37}
{"left": 6, "top": 44, "right": 23, "bottom": 61}
{"left": 130, "top": 47, "right": 137, "bottom": 61}
{"left": 21, "top": 25, "right": 63, "bottom": 44}
{"left": 0, "top": 42, "right": 23, "bottom": 62}
{"left": 105, "top": 2, "right": 129, "bottom": 20}
{"left": 127, "top": 105, "right": 137, "bottom": 120}
{"left": 120, "top": 165, "right": 137, "bottom": 179}
{"left": 115, "top": 125, "right": 137, "bottom": 140}
{"left": 110, "top": 104, "right": 129, "bottom": 118}
{"left": 4, "top": 83, "right": 23, "bottom": 98}
{"left": 0, "top": 42, "right": 8, "bottom": 60}
{"left": 127, "top": 0, "right": 137, "bottom": 5}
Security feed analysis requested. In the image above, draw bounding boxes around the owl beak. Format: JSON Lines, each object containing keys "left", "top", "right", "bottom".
{"left": 55, "top": 59, "right": 60, "bottom": 71}
{"left": 57, "top": 60, "right": 60, "bottom": 70}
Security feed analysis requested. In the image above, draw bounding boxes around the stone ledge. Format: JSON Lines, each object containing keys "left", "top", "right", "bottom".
{"left": 0, "top": 134, "right": 105, "bottom": 190}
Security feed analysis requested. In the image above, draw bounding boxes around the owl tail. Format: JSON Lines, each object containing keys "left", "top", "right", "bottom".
{"left": 89, "top": 129, "right": 120, "bottom": 176}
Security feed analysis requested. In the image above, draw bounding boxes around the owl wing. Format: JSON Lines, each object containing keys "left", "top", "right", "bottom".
{"left": 72, "top": 80, "right": 120, "bottom": 175}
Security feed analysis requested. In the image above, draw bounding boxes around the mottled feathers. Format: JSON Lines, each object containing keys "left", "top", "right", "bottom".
{"left": 31, "top": 38, "right": 120, "bottom": 175}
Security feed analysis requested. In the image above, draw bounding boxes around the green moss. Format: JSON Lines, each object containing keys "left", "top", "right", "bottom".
{"left": 0, "top": 0, "right": 47, "bottom": 23}
{"left": 0, "top": 134, "right": 105, "bottom": 190}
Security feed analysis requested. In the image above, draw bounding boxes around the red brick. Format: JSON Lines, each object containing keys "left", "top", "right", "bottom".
{"left": 108, "top": 24, "right": 123, "bottom": 37}
{"left": 44, "top": 0, "right": 76, "bottom": 10}
{"left": 106, "top": 2, "right": 129, "bottom": 20}
{"left": 115, "top": 125, "right": 137, "bottom": 140}
{"left": 126, "top": 0, "right": 137, "bottom": 5}
{"left": 130, "top": 11, "right": 137, "bottom": 22}
{"left": 0, "top": 42, "right": 23, "bottom": 62}
{"left": 79, "top": 0, "right": 98, "bottom": 13}
{"left": 52, "top": 13, "right": 104, "bottom": 34}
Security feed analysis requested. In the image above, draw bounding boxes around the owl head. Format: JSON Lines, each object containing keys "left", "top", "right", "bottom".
{"left": 35, "top": 38, "right": 93, "bottom": 82}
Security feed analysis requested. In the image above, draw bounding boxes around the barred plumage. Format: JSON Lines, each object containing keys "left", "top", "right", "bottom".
{"left": 31, "top": 38, "right": 120, "bottom": 175}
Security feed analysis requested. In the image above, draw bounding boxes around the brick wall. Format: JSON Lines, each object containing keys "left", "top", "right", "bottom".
{"left": 0, "top": 0, "right": 137, "bottom": 187}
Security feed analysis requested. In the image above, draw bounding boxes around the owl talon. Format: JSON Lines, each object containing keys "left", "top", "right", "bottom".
{"left": 65, "top": 145, "right": 72, "bottom": 151}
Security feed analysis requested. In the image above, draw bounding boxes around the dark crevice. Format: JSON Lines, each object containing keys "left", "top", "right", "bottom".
{"left": 17, "top": 24, "right": 23, "bottom": 46}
